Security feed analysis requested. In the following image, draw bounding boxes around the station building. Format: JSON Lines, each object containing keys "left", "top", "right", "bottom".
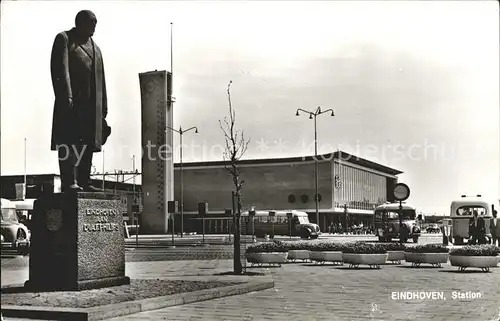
{"left": 174, "top": 150, "right": 403, "bottom": 233}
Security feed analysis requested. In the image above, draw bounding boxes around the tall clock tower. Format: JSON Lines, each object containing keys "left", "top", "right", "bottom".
{"left": 138, "top": 70, "right": 174, "bottom": 234}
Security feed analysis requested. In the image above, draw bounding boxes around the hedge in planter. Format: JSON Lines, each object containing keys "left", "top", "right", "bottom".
{"left": 281, "top": 241, "right": 316, "bottom": 262}
{"left": 404, "top": 244, "right": 449, "bottom": 268}
{"left": 308, "top": 242, "right": 346, "bottom": 265}
{"left": 245, "top": 242, "right": 289, "bottom": 267}
{"left": 342, "top": 243, "right": 388, "bottom": 269}
{"left": 449, "top": 245, "right": 500, "bottom": 272}
{"left": 377, "top": 243, "right": 407, "bottom": 251}
{"left": 278, "top": 240, "right": 316, "bottom": 250}
{"left": 376, "top": 243, "right": 407, "bottom": 264}
{"left": 404, "top": 244, "right": 449, "bottom": 253}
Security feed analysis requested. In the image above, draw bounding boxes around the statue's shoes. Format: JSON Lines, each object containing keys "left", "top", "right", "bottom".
{"left": 62, "top": 184, "right": 84, "bottom": 193}
{"left": 82, "top": 185, "right": 103, "bottom": 192}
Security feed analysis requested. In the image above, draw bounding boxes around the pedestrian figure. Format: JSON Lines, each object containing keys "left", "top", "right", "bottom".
{"left": 490, "top": 210, "right": 499, "bottom": 246}
{"left": 468, "top": 210, "right": 486, "bottom": 245}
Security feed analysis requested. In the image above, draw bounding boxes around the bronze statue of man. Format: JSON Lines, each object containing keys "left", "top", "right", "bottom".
{"left": 50, "top": 10, "right": 111, "bottom": 192}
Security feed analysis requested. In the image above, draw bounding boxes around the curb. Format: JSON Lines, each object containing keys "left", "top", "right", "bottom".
{"left": 124, "top": 239, "right": 233, "bottom": 247}
{"left": 1, "top": 280, "right": 274, "bottom": 321}
{"left": 124, "top": 236, "right": 256, "bottom": 244}
{"left": 124, "top": 242, "right": 233, "bottom": 247}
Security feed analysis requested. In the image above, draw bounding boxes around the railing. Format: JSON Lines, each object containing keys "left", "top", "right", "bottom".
{"left": 123, "top": 216, "right": 139, "bottom": 238}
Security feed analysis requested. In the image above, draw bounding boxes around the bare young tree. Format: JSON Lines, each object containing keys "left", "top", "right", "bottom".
{"left": 219, "top": 80, "right": 250, "bottom": 274}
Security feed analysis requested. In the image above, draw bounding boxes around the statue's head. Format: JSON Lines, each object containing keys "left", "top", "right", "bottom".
{"left": 75, "top": 10, "right": 97, "bottom": 38}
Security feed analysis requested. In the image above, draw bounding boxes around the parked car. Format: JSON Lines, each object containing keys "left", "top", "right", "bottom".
{"left": 1, "top": 198, "right": 31, "bottom": 255}
{"left": 426, "top": 224, "right": 441, "bottom": 233}
{"left": 12, "top": 198, "right": 36, "bottom": 232}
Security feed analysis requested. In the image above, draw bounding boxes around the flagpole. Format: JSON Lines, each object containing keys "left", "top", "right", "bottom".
{"left": 132, "top": 155, "right": 136, "bottom": 197}
{"left": 171, "top": 22, "right": 173, "bottom": 79}
{"left": 23, "top": 138, "right": 27, "bottom": 200}
{"left": 102, "top": 148, "right": 105, "bottom": 190}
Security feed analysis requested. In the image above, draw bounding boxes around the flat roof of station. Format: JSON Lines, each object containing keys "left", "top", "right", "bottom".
{"left": 175, "top": 150, "right": 403, "bottom": 176}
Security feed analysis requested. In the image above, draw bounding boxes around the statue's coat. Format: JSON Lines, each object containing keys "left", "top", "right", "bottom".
{"left": 50, "top": 28, "right": 109, "bottom": 152}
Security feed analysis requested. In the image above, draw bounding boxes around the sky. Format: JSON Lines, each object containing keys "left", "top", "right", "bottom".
{"left": 1, "top": 0, "right": 499, "bottom": 215}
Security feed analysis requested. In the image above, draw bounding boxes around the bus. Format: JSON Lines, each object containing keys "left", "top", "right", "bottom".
{"left": 450, "top": 195, "right": 494, "bottom": 245}
{"left": 374, "top": 202, "right": 421, "bottom": 243}
{"left": 240, "top": 210, "right": 320, "bottom": 239}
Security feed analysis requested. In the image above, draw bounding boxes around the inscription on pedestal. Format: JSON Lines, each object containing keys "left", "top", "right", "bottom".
{"left": 26, "top": 192, "right": 130, "bottom": 291}
{"left": 77, "top": 197, "right": 126, "bottom": 282}
{"left": 82, "top": 208, "right": 120, "bottom": 232}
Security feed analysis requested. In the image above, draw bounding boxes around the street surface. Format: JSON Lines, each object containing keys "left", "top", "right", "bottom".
{"left": 121, "top": 233, "right": 442, "bottom": 247}
{"left": 3, "top": 234, "right": 499, "bottom": 321}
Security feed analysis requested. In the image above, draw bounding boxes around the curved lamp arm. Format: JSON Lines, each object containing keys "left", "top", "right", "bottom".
{"left": 296, "top": 107, "right": 335, "bottom": 117}
{"left": 183, "top": 126, "right": 199, "bottom": 134}
{"left": 165, "top": 125, "right": 181, "bottom": 134}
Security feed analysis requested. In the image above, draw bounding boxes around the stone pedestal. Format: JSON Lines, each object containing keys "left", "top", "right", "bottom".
{"left": 25, "top": 192, "right": 130, "bottom": 291}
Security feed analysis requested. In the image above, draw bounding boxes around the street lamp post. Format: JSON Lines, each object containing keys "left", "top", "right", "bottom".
{"left": 344, "top": 204, "right": 349, "bottom": 234}
{"left": 102, "top": 148, "right": 105, "bottom": 191}
{"left": 296, "top": 107, "right": 335, "bottom": 229}
{"left": 165, "top": 125, "right": 199, "bottom": 237}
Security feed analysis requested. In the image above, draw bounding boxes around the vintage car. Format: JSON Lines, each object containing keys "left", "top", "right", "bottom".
{"left": 1, "top": 198, "right": 31, "bottom": 255}
{"left": 426, "top": 224, "right": 441, "bottom": 233}
{"left": 374, "top": 202, "right": 421, "bottom": 243}
{"left": 241, "top": 210, "right": 320, "bottom": 239}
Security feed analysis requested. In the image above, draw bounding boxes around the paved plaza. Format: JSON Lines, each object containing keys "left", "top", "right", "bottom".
{"left": 112, "top": 261, "right": 500, "bottom": 321}
{"left": 2, "top": 254, "right": 499, "bottom": 321}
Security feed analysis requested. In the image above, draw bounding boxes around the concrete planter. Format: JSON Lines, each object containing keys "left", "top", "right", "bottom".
{"left": 309, "top": 251, "right": 343, "bottom": 264}
{"left": 404, "top": 252, "right": 448, "bottom": 267}
{"left": 288, "top": 250, "right": 310, "bottom": 261}
{"left": 245, "top": 253, "right": 259, "bottom": 263}
{"left": 342, "top": 253, "right": 388, "bottom": 269}
{"left": 450, "top": 255, "right": 499, "bottom": 272}
{"left": 246, "top": 252, "right": 288, "bottom": 266}
{"left": 387, "top": 251, "right": 405, "bottom": 263}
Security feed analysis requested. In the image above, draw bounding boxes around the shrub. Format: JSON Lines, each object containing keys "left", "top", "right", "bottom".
{"left": 404, "top": 244, "right": 449, "bottom": 253}
{"left": 341, "top": 243, "right": 387, "bottom": 254}
{"left": 245, "top": 242, "right": 288, "bottom": 254}
{"left": 377, "top": 243, "right": 407, "bottom": 251}
{"left": 276, "top": 240, "right": 314, "bottom": 251}
{"left": 450, "top": 245, "right": 500, "bottom": 257}
{"left": 308, "top": 241, "right": 346, "bottom": 252}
